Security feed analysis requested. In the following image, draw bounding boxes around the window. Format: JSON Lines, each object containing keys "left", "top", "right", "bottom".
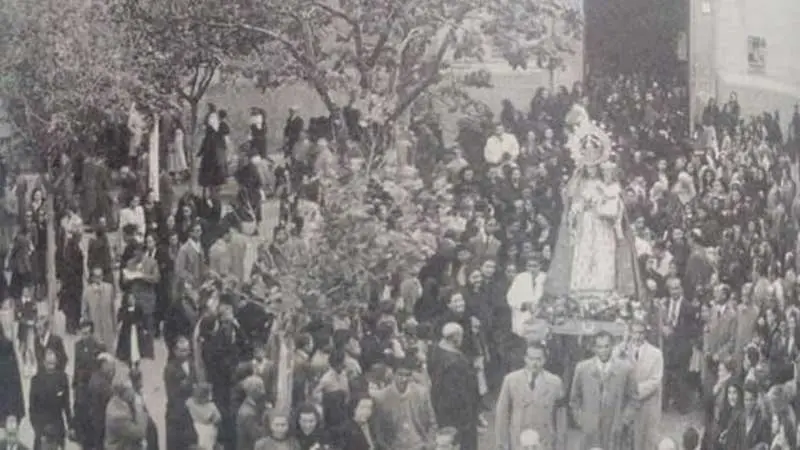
{"left": 747, "top": 36, "right": 766, "bottom": 72}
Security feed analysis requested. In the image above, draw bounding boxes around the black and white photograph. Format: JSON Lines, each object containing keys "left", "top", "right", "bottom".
{"left": 0, "top": 0, "right": 798, "bottom": 448}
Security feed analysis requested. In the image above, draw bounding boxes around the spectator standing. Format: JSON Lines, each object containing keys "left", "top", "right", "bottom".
{"left": 29, "top": 349, "right": 72, "bottom": 450}
{"left": 429, "top": 322, "right": 480, "bottom": 450}
{"left": 617, "top": 319, "right": 663, "bottom": 450}
{"left": 495, "top": 341, "right": 565, "bottom": 450}
{"left": 570, "top": 331, "right": 636, "bottom": 449}
{"left": 104, "top": 373, "right": 148, "bottom": 450}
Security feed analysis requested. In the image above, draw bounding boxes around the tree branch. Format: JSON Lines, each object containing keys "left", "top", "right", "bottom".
{"left": 387, "top": 19, "right": 461, "bottom": 122}
{"left": 365, "top": 3, "right": 400, "bottom": 68}
{"left": 193, "top": 62, "right": 218, "bottom": 101}
{"left": 206, "top": 22, "right": 317, "bottom": 69}
{"left": 309, "top": 1, "right": 367, "bottom": 88}
{"left": 309, "top": 1, "right": 356, "bottom": 25}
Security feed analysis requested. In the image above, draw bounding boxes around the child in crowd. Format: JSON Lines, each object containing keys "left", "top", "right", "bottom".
{"left": 186, "top": 382, "right": 222, "bottom": 450}
{"left": 255, "top": 411, "right": 299, "bottom": 450}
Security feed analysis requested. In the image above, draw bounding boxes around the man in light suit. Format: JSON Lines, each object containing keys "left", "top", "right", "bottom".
{"left": 616, "top": 318, "right": 663, "bottom": 450}
{"left": 704, "top": 284, "right": 737, "bottom": 385}
{"left": 175, "top": 222, "right": 206, "bottom": 296}
{"left": 570, "top": 331, "right": 636, "bottom": 450}
{"left": 469, "top": 217, "right": 502, "bottom": 260}
{"left": 495, "top": 341, "right": 565, "bottom": 450}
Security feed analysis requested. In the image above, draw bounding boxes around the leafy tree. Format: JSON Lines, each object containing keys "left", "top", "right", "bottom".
{"left": 117, "top": 0, "right": 257, "bottom": 165}
{"left": 0, "top": 0, "right": 156, "bottom": 310}
{"left": 0, "top": 0, "right": 154, "bottom": 163}
{"left": 184, "top": 0, "right": 581, "bottom": 140}
{"left": 260, "top": 164, "right": 448, "bottom": 311}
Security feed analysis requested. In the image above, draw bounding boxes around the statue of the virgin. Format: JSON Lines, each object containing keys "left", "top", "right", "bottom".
{"left": 544, "top": 115, "right": 642, "bottom": 301}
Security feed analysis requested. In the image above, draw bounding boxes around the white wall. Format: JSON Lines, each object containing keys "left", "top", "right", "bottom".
{"left": 713, "top": 0, "right": 800, "bottom": 129}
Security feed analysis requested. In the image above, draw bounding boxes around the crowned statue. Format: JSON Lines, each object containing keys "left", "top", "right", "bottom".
{"left": 544, "top": 105, "right": 642, "bottom": 301}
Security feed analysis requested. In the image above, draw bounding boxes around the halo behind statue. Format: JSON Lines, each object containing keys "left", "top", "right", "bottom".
{"left": 576, "top": 130, "right": 612, "bottom": 167}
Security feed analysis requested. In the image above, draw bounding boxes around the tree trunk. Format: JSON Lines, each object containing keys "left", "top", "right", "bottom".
{"left": 45, "top": 192, "right": 57, "bottom": 316}
{"left": 188, "top": 99, "right": 200, "bottom": 188}
{"left": 274, "top": 333, "right": 294, "bottom": 412}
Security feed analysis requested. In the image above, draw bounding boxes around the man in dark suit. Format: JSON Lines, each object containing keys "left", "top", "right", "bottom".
{"left": 283, "top": 107, "right": 304, "bottom": 155}
{"left": 662, "top": 277, "right": 700, "bottom": 414}
{"left": 428, "top": 322, "right": 480, "bottom": 450}
{"left": 86, "top": 353, "right": 116, "bottom": 450}
{"left": 29, "top": 349, "right": 73, "bottom": 450}
{"left": 33, "top": 316, "right": 68, "bottom": 373}
{"left": 72, "top": 320, "right": 105, "bottom": 449}
{"left": 199, "top": 296, "right": 248, "bottom": 449}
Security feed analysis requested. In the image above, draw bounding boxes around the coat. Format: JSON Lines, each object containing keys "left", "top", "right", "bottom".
{"left": 116, "top": 297, "right": 154, "bottom": 362}
{"left": 164, "top": 359, "right": 198, "bottom": 450}
{"left": 29, "top": 370, "right": 71, "bottom": 440}
{"left": 372, "top": 383, "right": 437, "bottom": 450}
{"left": 208, "top": 239, "right": 232, "bottom": 277}
{"left": 616, "top": 341, "right": 663, "bottom": 450}
{"left": 175, "top": 239, "right": 206, "bottom": 291}
{"left": 72, "top": 335, "right": 104, "bottom": 408}
{"left": 236, "top": 398, "right": 266, "bottom": 450}
{"left": 704, "top": 303, "right": 737, "bottom": 361}
{"left": 570, "top": 357, "right": 635, "bottom": 450}
{"left": 104, "top": 395, "right": 148, "bottom": 450}
{"left": 87, "top": 233, "right": 114, "bottom": 282}
{"left": 125, "top": 253, "right": 160, "bottom": 316}
{"left": 428, "top": 343, "right": 480, "bottom": 450}
{"left": 82, "top": 281, "right": 117, "bottom": 350}
{"left": 0, "top": 336, "right": 24, "bottom": 423}
{"left": 495, "top": 369, "right": 564, "bottom": 450}
{"left": 331, "top": 419, "right": 378, "bottom": 450}
{"left": 87, "top": 370, "right": 114, "bottom": 449}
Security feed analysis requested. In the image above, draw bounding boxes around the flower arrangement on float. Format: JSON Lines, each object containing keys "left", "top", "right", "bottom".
{"left": 536, "top": 291, "right": 648, "bottom": 325}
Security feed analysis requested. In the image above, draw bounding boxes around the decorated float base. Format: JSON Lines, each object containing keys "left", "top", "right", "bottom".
{"left": 523, "top": 291, "right": 646, "bottom": 342}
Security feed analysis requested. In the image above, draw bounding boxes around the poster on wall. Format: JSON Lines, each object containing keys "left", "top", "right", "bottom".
{"left": 748, "top": 36, "right": 767, "bottom": 72}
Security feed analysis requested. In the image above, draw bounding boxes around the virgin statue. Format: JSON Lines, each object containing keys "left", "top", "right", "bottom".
{"left": 544, "top": 126, "right": 642, "bottom": 300}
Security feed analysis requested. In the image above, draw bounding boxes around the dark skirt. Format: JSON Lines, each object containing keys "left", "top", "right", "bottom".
{"left": 116, "top": 321, "right": 155, "bottom": 363}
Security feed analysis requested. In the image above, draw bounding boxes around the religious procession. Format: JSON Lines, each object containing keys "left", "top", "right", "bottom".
{"left": 1, "top": 0, "right": 800, "bottom": 449}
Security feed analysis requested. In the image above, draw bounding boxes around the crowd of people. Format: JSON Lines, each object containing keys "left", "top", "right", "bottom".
{"left": 0, "top": 66, "right": 799, "bottom": 450}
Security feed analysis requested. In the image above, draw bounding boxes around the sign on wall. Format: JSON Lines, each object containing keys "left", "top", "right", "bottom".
{"left": 748, "top": 36, "right": 767, "bottom": 72}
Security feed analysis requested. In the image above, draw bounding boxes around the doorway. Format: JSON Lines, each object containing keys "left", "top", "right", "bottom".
{"left": 583, "top": 0, "right": 690, "bottom": 84}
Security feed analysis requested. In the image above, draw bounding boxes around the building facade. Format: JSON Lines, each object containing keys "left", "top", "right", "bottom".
{"left": 691, "top": 0, "right": 800, "bottom": 130}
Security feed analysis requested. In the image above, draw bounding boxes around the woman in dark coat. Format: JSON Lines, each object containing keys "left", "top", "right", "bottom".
{"left": 0, "top": 323, "right": 24, "bottom": 424}
{"left": 295, "top": 403, "right": 330, "bottom": 450}
{"left": 116, "top": 292, "right": 155, "bottom": 365}
{"left": 198, "top": 109, "right": 230, "bottom": 191}
{"left": 58, "top": 231, "right": 85, "bottom": 334}
{"left": 87, "top": 221, "right": 114, "bottom": 284}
